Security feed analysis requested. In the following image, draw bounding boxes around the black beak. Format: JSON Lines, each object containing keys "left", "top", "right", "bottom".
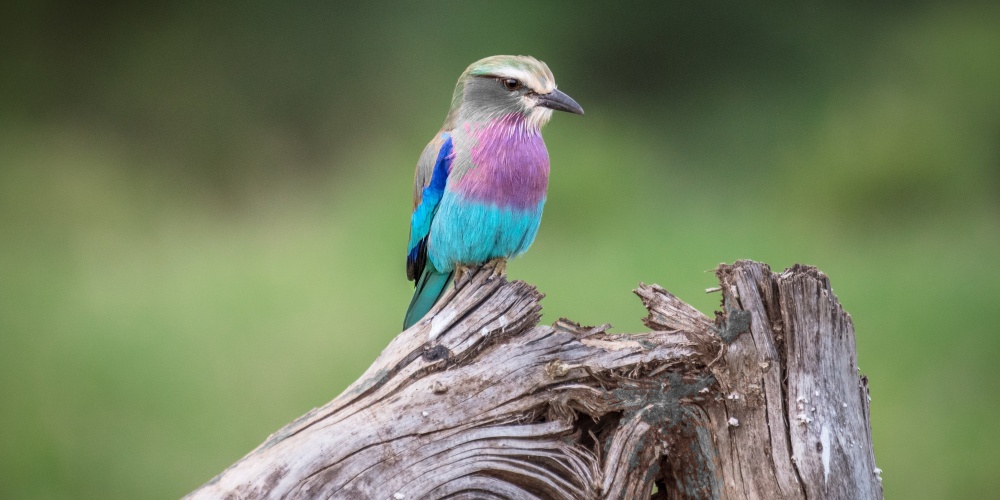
{"left": 536, "top": 89, "right": 584, "bottom": 115}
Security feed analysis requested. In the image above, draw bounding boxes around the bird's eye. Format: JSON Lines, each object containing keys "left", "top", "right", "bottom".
{"left": 501, "top": 78, "right": 522, "bottom": 91}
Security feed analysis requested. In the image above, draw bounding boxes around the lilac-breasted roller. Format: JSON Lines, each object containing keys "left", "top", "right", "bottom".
{"left": 404, "top": 55, "right": 583, "bottom": 331}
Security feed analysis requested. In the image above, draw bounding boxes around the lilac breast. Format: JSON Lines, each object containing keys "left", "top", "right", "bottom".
{"left": 453, "top": 114, "right": 550, "bottom": 210}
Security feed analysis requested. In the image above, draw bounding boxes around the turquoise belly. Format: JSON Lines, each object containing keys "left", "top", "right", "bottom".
{"left": 427, "top": 192, "right": 545, "bottom": 272}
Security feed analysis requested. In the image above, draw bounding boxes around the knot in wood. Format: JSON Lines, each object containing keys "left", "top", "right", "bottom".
{"left": 422, "top": 345, "right": 450, "bottom": 363}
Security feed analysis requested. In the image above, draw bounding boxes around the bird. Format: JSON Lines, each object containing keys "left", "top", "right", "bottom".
{"left": 403, "top": 55, "right": 584, "bottom": 331}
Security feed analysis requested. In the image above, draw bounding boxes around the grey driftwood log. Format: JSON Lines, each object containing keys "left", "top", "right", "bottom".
{"left": 187, "top": 260, "right": 881, "bottom": 499}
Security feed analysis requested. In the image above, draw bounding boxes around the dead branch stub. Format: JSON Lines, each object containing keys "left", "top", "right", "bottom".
{"left": 187, "top": 260, "right": 881, "bottom": 499}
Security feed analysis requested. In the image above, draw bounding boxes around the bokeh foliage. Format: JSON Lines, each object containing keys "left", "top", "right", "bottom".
{"left": 2, "top": 1, "right": 999, "bottom": 498}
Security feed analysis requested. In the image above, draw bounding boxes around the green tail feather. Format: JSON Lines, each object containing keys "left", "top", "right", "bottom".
{"left": 403, "top": 267, "right": 454, "bottom": 330}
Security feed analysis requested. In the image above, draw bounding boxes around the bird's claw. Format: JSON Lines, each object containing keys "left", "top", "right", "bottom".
{"left": 454, "top": 259, "right": 506, "bottom": 287}
{"left": 487, "top": 258, "right": 507, "bottom": 281}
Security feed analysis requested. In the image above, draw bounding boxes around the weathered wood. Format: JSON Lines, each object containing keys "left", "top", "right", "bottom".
{"left": 187, "top": 260, "right": 881, "bottom": 499}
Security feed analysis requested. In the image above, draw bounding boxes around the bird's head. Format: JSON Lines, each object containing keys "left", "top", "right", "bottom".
{"left": 447, "top": 55, "right": 584, "bottom": 130}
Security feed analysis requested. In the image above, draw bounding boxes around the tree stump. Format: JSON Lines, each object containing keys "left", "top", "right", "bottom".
{"left": 186, "top": 260, "right": 881, "bottom": 499}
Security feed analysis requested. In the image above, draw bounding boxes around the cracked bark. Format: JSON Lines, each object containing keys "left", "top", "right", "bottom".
{"left": 186, "top": 260, "right": 882, "bottom": 499}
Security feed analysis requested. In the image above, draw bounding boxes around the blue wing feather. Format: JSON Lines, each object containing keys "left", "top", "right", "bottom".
{"left": 406, "top": 133, "right": 453, "bottom": 281}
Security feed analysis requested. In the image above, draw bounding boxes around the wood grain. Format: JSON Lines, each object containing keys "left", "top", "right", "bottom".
{"left": 186, "top": 260, "right": 881, "bottom": 499}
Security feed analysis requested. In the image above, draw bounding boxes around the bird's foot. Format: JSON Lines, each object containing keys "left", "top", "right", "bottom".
{"left": 454, "top": 264, "right": 471, "bottom": 287}
{"left": 486, "top": 258, "right": 507, "bottom": 281}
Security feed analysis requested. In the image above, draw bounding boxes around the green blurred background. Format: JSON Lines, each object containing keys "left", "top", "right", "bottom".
{"left": 2, "top": 1, "right": 998, "bottom": 498}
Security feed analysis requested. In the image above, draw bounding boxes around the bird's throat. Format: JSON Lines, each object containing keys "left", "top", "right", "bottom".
{"left": 452, "top": 114, "right": 550, "bottom": 210}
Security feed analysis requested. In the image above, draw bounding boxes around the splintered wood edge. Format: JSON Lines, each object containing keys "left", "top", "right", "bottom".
{"left": 711, "top": 260, "right": 882, "bottom": 500}
{"left": 187, "top": 261, "right": 879, "bottom": 500}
